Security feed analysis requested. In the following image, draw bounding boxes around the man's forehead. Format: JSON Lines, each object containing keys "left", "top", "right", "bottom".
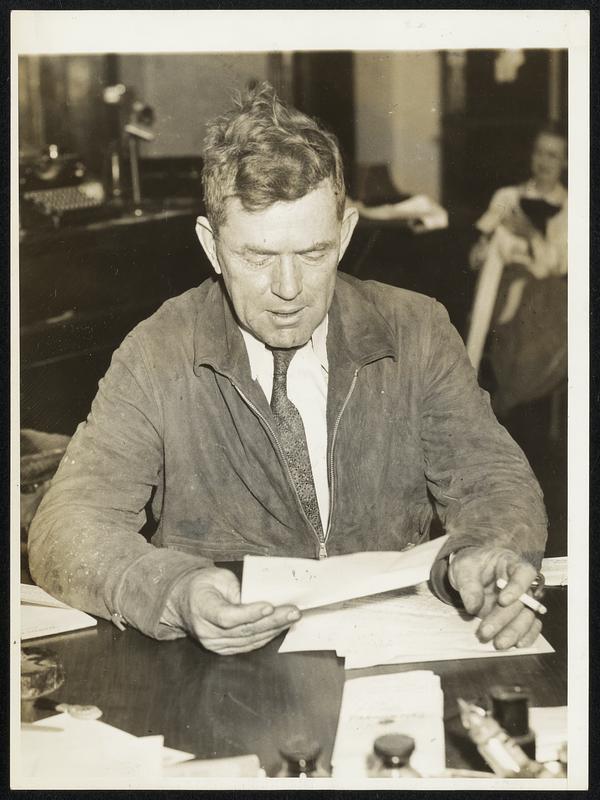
{"left": 219, "top": 183, "right": 340, "bottom": 244}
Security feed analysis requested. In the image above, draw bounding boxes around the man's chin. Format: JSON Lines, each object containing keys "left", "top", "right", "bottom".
{"left": 261, "top": 328, "right": 312, "bottom": 350}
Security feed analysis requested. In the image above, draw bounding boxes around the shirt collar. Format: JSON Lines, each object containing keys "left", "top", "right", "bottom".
{"left": 239, "top": 315, "right": 329, "bottom": 380}
{"left": 193, "top": 275, "right": 397, "bottom": 381}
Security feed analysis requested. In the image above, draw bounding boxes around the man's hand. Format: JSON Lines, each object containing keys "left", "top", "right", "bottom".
{"left": 163, "top": 566, "right": 301, "bottom": 655}
{"left": 448, "top": 546, "right": 543, "bottom": 650}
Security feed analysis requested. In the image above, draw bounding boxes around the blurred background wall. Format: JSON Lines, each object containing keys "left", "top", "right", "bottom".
{"left": 354, "top": 51, "right": 441, "bottom": 201}
{"left": 117, "top": 53, "right": 272, "bottom": 158}
{"left": 19, "top": 48, "right": 566, "bottom": 221}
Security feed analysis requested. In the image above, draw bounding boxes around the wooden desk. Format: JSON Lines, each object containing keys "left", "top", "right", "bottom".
{"left": 24, "top": 581, "right": 566, "bottom": 777}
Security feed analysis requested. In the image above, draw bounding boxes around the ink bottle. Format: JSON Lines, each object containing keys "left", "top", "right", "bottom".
{"left": 276, "top": 736, "right": 329, "bottom": 777}
{"left": 489, "top": 684, "right": 536, "bottom": 760}
{"left": 367, "top": 733, "right": 421, "bottom": 777}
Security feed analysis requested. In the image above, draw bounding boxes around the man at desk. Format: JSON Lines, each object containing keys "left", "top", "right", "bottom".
{"left": 29, "top": 83, "right": 547, "bottom": 656}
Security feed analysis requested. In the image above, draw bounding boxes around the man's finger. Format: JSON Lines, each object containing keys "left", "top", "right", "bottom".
{"left": 497, "top": 560, "right": 537, "bottom": 606}
{"left": 457, "top": 579, "right": 485, "bottom": 615}
{"left": 448, "top": 548, "right": 492, "bottom": 612}
{"left": 204, "top": 627, "right": 289, "bottom": 654}
{"left": 517, "top": 618, "right": 543, "bottom": 648}
{"left": 203, "top": 593, "right": 300, "bottom": 632}
{"left": 493, "top": 607, "right": 536, "bottom": 650}
{"left": 202, "top": 592, "right": 275, "bottom": 630}
{"left": 477, "top": 599, "right": 527, "bottom": 642}
{"left": 447, "top": 554, "right": 485, "bottom": 614}
{"left": 227, "top": 607, "right": 301, "bottom": 638}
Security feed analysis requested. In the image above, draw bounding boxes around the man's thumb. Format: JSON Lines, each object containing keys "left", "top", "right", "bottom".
{"left": 449, "top": 550, "right": 487, "bottom": 614}
{"left": 212, "top": 567, "right": 241, "bottom": 605}
{"left": 458, "top": 580, "right": 485, "bottom": 615}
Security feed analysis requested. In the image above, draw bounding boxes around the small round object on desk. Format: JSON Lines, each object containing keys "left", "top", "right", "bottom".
{"left": 56, "top": 703, "right": 103, "bottom": 720}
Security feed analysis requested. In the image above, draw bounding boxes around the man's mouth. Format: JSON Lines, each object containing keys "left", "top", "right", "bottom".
{"left": 269, "top": 308, "right": 305, "bottom": 324}
{"left": 271, "top": 308, "right": 304, "bottom": 317}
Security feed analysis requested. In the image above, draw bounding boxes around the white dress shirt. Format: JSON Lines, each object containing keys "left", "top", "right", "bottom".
{"left": 239, "top": 317, "right": 330, "bottom": 531}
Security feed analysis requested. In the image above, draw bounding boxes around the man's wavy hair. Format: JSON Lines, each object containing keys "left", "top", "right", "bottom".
{"left": 202, "top": 82, "right": 346, "bottom": 231}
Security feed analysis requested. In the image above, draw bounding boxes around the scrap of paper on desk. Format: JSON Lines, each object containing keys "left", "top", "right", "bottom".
{"left": 541, "top": 556, "right": 568, "bottom": 586}
{"left": 21, "top": 584, "right": 97, "bottom": 640}
{"left": 331, "top": 670, "right": 445, "bottom": 778}
{"left": 280, "top": 581, "right": 554, "bottom": 669}
{"left": 241, "top": 534, "right": 448, "bottom": 609}
{"left": 354, "top": 195, "right": 448, "bottom": 230}
{"left": 530, "top": 706, "right": 568, "bottom": 763}
{"left": 20, "top": 712, "right": 194, "bottom": 785}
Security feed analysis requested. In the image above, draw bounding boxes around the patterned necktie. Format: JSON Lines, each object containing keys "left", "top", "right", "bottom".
{"left": 270, "top": 348, "right": 324, "bottom": 538}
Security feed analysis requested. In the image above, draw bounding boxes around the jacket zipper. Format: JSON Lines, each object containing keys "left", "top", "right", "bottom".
{"left": 324, "top": 369, "right": 359, "bottom": 550}
{"left": 231, "top": 382, "right": 326, "bottom": 558}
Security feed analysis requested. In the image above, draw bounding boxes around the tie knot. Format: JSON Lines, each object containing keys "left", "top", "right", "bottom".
{"left": 271, "top": 348, "right": 297, "bottom": 380}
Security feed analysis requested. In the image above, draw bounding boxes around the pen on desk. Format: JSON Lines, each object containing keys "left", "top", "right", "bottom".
{"left": 496, "top": 578, "right": 547, "bottom": 615}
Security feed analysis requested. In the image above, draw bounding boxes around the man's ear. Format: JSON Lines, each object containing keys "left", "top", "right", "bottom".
{"left": 338, "top": 205, "right": 359, "bottom": 263}
{"left": 195, "top": 216, "right": 221, "bottom": 275}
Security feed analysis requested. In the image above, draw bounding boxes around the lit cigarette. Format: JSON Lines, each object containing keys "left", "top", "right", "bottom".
{"left": 496, "top": 578, "right": 547, "bottom": 615}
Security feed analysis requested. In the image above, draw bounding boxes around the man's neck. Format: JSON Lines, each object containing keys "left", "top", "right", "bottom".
{"left": 238, "top": 316, "right": 329, "bottom": 370}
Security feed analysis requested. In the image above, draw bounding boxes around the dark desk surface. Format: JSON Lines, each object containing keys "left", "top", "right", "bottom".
{"left": 24, "top": 580, "right": 566, "bottom": 777}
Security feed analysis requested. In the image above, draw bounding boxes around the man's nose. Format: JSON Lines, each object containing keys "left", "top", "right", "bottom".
{"left": 272, "top": 255, "right": 302, "bottom": 300}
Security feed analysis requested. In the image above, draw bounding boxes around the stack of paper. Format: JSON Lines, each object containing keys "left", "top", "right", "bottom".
{"left": 541, "top": 557, "right": 568, "bottom": 587}
{"left": 19, "top": 712, "right": 195, "bottom": 785}
{"left": 241, "top": 535, "right": 448, "bottom": 609}
{"left": 280, "top": 582, "right": 554, "bottom": 669}
{"left": 21, "top": 584, "right": 97, "bottom": 640}
{"left": 331, "top": 671, "right": 445, "bottom": 777}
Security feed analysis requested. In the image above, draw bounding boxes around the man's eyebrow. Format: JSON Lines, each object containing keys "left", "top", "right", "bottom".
{"left": 296, "top": 240, "right": 336, "bottom": 254}
{"left": 239, "top": 241, "right": 336, "bottom": 256}
{"left": 239, "top": 246, "right": 278, "bottom": 256}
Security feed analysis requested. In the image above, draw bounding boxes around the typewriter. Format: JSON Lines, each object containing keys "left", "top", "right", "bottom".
{"left": 20, "top": 147, "right": 114, "bottom": 229}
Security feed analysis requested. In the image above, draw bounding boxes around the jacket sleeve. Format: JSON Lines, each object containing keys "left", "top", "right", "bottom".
{"left": 28, "top": 331, "right": 212, "bottom": 640}
{"left": 420, "top": 300, "right": 548, "bottom": 602}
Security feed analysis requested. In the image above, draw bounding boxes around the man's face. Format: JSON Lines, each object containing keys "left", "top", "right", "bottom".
{"left": 197, "top": 180, "right": 358, "bottom": 349}
{"left": 531, "top": 133, "right": 567, "bottom": 188}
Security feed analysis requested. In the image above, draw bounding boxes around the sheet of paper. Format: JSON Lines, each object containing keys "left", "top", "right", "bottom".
{"left": 331, "top": 671, "right": 445, "bottom": 777}
{"left": 20, "top": 714, "right": 163, "bottom": 783}
{"left": 529, "top": 706, "right": 567, "bottom": 763}
{"left": 241, "top": 535, "right": 448, "bottom": 609}
{"left": 280, "top": 582, "right": 554, "bottom": 669}
{"left": 21, "top": 584, "right": 98, "bottom": 640}
{"left": 19, "top": 712, "right": 195, "bottom": 786}
{"left": 541, "top": 556, "right": 568, "bottom": 586}
{"left": 21, "top": 584, "right": 72, "bottom": 609}
{"left": 356, "top": 194, "right": 449, "bottom": 230}
{"left": 162, "top": 754, "right": 262, "bottom": 777}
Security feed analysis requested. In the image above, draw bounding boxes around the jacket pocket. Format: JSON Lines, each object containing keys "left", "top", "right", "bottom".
{"left": 166, "top": 532, "right": 269, "bottom": 560}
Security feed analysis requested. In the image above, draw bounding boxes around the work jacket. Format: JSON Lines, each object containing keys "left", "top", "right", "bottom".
{"left": 29, "top": 274, "right": 547, "bottom": 639}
